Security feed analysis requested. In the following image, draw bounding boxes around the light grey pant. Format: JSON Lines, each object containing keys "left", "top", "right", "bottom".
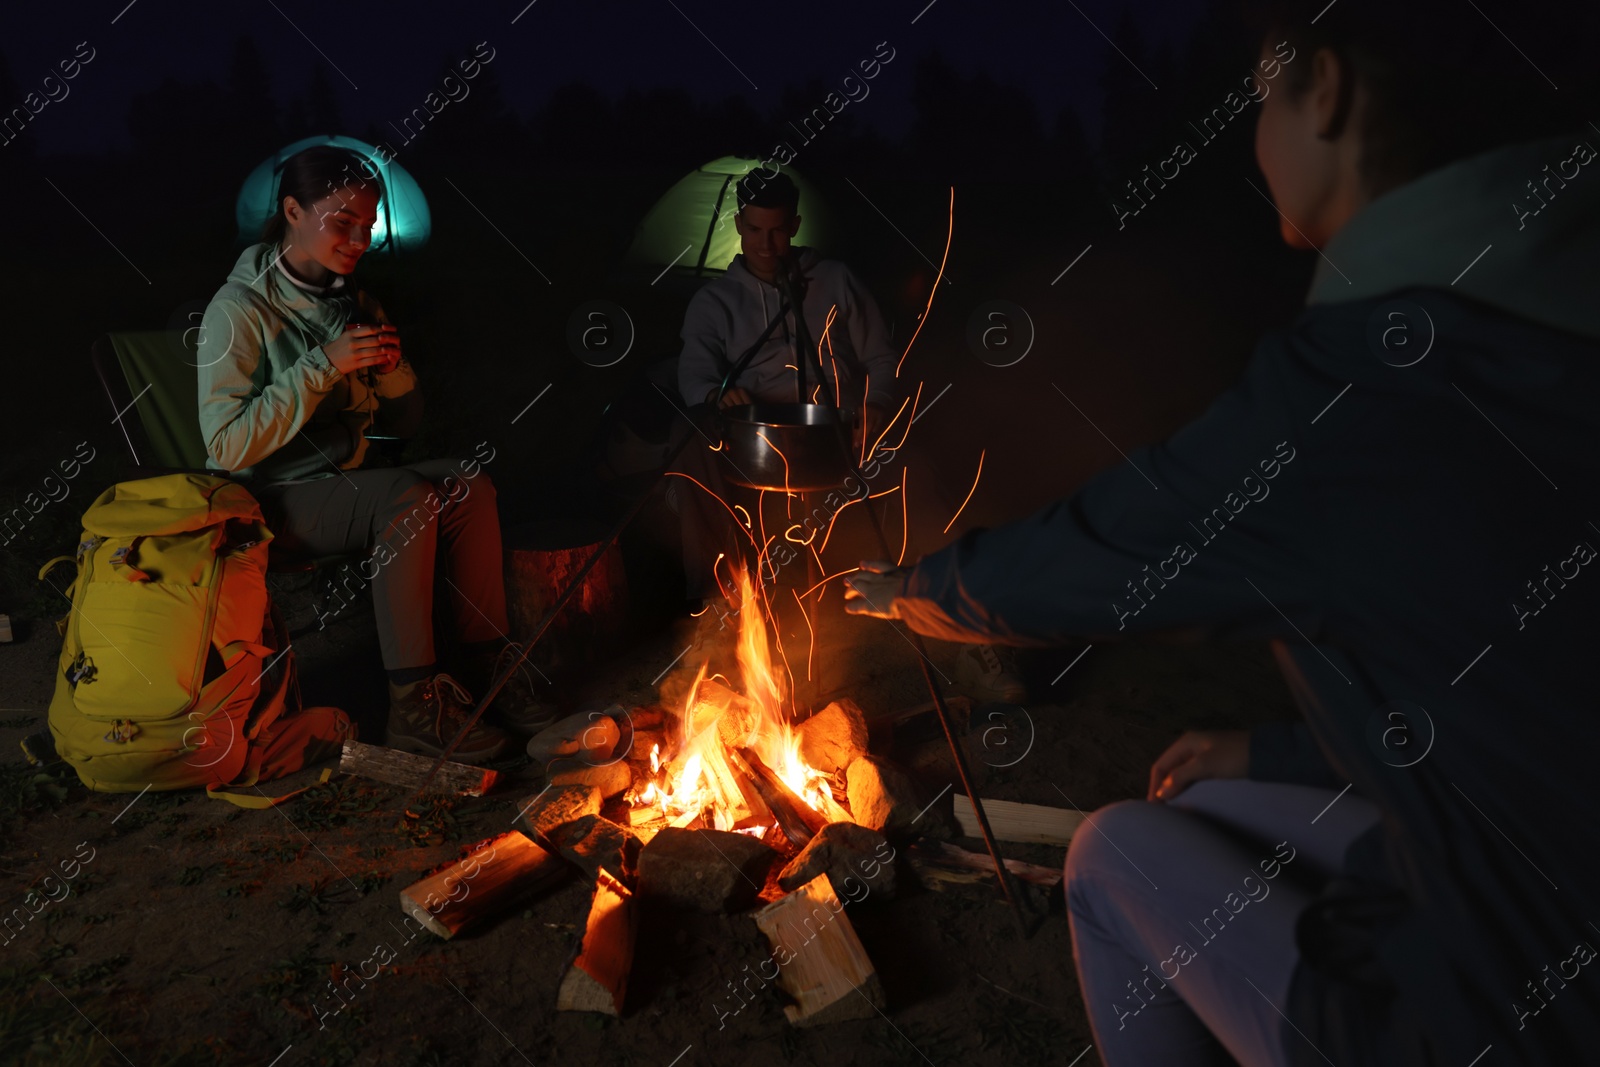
{"left": 254, "top": 460, "right": 509, "bottom": 670}
{"left": 1065, "top": 779, "right": 1381, "bottom": 1067}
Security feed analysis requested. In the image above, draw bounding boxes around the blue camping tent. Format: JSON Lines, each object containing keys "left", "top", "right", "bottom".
{"left": 234, "top": 134, "right": 432, "bottom": 252}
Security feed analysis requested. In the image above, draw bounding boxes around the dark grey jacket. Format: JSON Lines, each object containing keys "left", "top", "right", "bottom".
{"left": 894, "top": 136, "right": 1600, "bottom": 1065}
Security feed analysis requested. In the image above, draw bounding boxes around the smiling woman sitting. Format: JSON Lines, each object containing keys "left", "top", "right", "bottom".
{"left": 195, "top": 145, "right": 554, "bottom": 764}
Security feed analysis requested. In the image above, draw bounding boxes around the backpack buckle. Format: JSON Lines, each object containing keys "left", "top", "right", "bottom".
{"left": 103, "top": 719, "right": 140, "bottom": 744}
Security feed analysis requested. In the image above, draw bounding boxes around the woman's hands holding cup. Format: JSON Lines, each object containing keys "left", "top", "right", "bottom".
{"left": 326, "top": 323, "right": 401, "bottom": 378}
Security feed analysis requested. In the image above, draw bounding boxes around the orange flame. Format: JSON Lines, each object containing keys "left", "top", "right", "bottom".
{"left": 628, "top": 564, "right": 843, "bottom": 830}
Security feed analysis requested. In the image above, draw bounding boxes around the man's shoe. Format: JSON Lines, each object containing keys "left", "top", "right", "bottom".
{"left": 474, "top": 642, "right": 560, "bottom": 736}
{"left": 953, "top": 644, "right": 1028, "bottom": 704}
{"left": 386, "top": 673, "right": 513, "bottom": 764}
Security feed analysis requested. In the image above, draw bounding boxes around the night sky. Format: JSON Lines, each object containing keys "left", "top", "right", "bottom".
{"left": 4, "top": 0, "right": 1199, "bottom": 156}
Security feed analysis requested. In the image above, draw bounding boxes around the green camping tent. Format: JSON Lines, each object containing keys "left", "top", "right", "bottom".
{"left": 234, "top": 135, "right": 432, "bottom": 252}
{"left": 623, "top": 155, "right": 833, "bottom": 280}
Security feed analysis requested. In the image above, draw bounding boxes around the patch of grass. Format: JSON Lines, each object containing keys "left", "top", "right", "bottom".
{"left": 61, "top": 955, "right": 129, "bottom": 993}
{"left": 290, "top": 777, "right": 384, "bottom": 832}
{"left": 258, "top": 943, "right": 330, "bottom": 1001}
{"left": 868, "top": 1017, "right": 965, "bottom": 1066}
{"left": 62, "top": 872, "right": 105, "bottom": 900}
{"left": 0, "top": 762, "right": 79, "bottom": 849}
{"left": 974, "top": 988, "right": 1059, "bottom": 1061}
{"left": 354, "top": 870, "right": 390, "bottom": 896}
{"left": 280, "top": 879, "right": 357, "bottom": 916}
{"left": 250, "top": 842, "right": 305, "bottom": 863}
{"left": 0, "top": 963, "right": 122, "bottom": 1067}
{"left": 177, "top": 864, "right": 221, "bottom": 887}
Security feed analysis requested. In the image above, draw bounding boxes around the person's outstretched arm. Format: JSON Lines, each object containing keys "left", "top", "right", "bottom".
{"left": 857, "top": 333, "right": 1326, "bottom": 647}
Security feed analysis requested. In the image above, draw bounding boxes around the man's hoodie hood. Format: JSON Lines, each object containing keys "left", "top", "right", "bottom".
{"left": 1308, "top": 135, "right": 1600, "bottom": 341}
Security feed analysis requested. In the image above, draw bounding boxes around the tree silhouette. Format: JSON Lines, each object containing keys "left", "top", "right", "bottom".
{"left": 1097, "top": 7, "right": 1164, "bottom": 178}
{"left": 908, "top": 53, "right": 1042, "bottom": 184}
{"left": 307, "top": 63, "right": 343, "bottom": 135}
{"left": 536, "top": 82, "right": 614, "bottom": 163}
{"left": 0, "top": 51, "right": 36, "bottom": 165}
{"left": 228, "top": 37, "right": 280, "bottom": 148}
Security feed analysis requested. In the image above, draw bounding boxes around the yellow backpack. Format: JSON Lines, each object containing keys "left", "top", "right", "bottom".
{"left": 40, "top": 474, "right": 302, "bottom": 795}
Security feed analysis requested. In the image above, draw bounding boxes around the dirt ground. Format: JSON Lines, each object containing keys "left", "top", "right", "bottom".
{"left": 0, "top": 566, "right": 1297, "bottom": 1067}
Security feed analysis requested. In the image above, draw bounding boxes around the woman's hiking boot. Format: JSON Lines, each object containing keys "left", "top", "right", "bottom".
{"left": 386, "top": 673, "right": 512, "bottom": 764}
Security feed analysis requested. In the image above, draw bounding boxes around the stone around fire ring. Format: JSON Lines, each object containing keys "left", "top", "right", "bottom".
{"left": 637, "top": 827, "right": 776, "bottom": 913}
{"left": 527, "top": 711, "right": 622, "bottom": 765}
{"left": 797, "top": 698, "right": 869, "bottom": 777}
{"left": 778, "top": 821, "right": 896, "bottom": 901}
{"left": 845, "top": 755, "right": 923, "bottom": 837}
{"left": 546, "top": 756, "right": 632, "bottom": 798}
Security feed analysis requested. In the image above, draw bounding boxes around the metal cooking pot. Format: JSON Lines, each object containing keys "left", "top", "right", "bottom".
{"left": 719, "top": 403, "right": 854, "bottom": 492}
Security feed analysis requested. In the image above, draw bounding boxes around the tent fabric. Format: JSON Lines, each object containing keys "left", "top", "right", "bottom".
{"left": 623, "top": 156, "right": 833, "bottom": 279}
{"left": 234, "top": 134, "right": 432, "bottom": 252}
{"left": 110, "top": 331, "right": 211, "bottom": 470}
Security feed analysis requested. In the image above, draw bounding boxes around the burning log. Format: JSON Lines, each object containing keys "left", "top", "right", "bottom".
{"left": 526, "top": 711, "right": 621, "bottom": 766}
{"left": 905, "top": 840, "right": 1063, "bottom": 890}
{"left": 796, "top": 698, "right": 869, "bottom": 777}
{"left": 513, "top": 785, "right": 601, "bottom": 842}
{"left": 557, "top": 869, "right": 637, "bottom": 1016}
{"left": 688, "top": 677, "right": 760, "bottom": 751}
{"left": 754, "top": 873, "right": 886, "bottom": 1026}
{"left": 778, "top": 822, "right": 896, "bottom": 900}
{"left": 953, "top": 795, "right": 1086, "bottom": 846}
{"left": 636, "top": 826, "right": 775, "bottom": 913}
{"left": 339, "top": 739, "right": 497, "bottom": 796}
{"left": 844, "top": 756, "right": 923, "bottom": 837}
{"left": 398, "top": 832, "right": 565, "bottom": 939}
{"left": 730, "top": 747, "right": 826, "bottom": 848}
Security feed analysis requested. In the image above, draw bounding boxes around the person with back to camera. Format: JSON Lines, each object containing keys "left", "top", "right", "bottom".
{"left": 674, "top": 169, "right": 1027, "bottom": 702}
{"left": 845, "top": 2, "right": 1600, "bottom": 1064}
{"left": 196, "top": 145, "right": 555, "bottom": 765}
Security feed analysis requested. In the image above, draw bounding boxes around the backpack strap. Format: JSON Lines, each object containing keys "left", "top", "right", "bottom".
{"left": 206, "top": 766, "right": 333, "bottom": 809}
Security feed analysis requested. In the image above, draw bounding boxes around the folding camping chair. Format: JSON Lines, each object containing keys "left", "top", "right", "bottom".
{"left": 90, "top": 330, "right": 359, "bottom": 633}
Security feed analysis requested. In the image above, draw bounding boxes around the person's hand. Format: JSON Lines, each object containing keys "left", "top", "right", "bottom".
{"left": 708, "top": 386, "right": 753, "bottom": 409}
{"left": 843, "top": 560, "right": 908, "bottom": 619}
{"left": 324, "top": 325, "right": 400, "bottom": 378}
{"left": 373, "top": 325, "right": 402, "bottom": 374}
{"left": 1147, "top": 729, "right": 1250, "bottom": 802}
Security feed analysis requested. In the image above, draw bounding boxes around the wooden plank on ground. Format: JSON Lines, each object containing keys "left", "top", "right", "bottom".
{"left": 340, "top": 738, "right": 497, "bottom": 796}
{"left": 399, "top": 832, "right": 565, "bottom": 939}
{"left": 953, "top": 795, "right": 1086, "bottom": 846}
{"left": 557, "top": 869, "right": 637, "bottom": 1015}
{"left": 754, "top": 873, "right": 884, "bottom": 1026}
{"left": 908, "top": 840, "right": 1063, "bottom": 888}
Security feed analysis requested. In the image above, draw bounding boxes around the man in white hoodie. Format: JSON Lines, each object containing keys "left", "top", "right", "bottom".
{"left": 671, "top": 170, "right": 1027, "bottom": 703}
{"left": 673, "top": 170, "right": 899, "bottom": 603}
{"left": 678, "top": 171, "right": 897, "bottom": 432}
